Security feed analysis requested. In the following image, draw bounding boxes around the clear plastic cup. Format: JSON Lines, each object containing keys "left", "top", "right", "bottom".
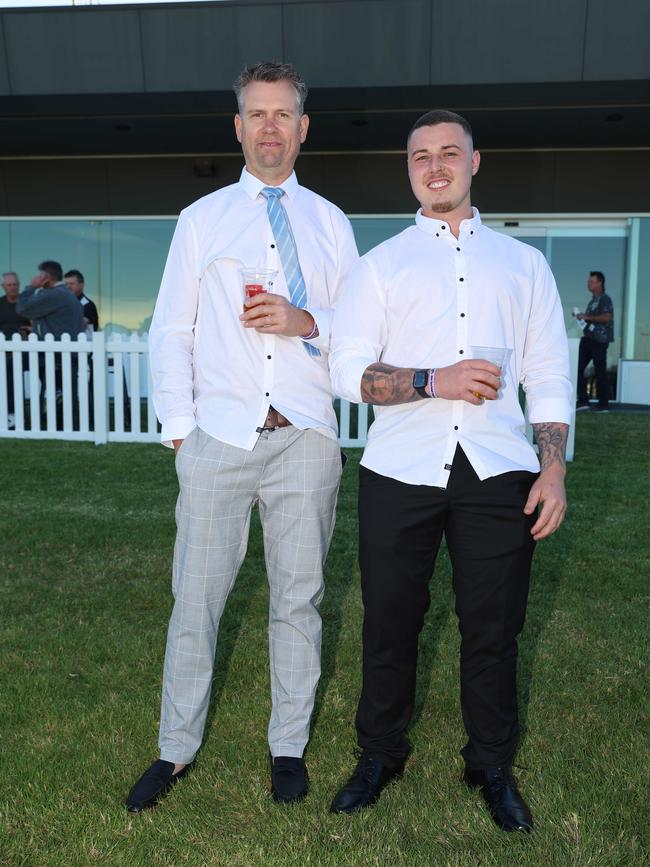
{"left": 239, "top": 268, "right": 277, "bottom": 310}
{"left": 469, "top": 346, "right": 509, "bottom": 399}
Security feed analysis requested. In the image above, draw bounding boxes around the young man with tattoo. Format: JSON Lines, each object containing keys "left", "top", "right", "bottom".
{"left": 328, "top": 110, "right": 571, "bottom": 831}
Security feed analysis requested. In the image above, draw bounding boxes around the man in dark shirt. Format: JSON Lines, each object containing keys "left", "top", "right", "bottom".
{"left": 64, "top": 269, "right": 99, "bottom": 332}
{"left": 575, "top": 271, "right": 614, "bottom": 412}
{"left": 16, "top": 260, "right": 84, "bottom": 426}
{"left": 0, "top": 271, "right": 30, "bottom": 428}
{"left": 17, "top": 260, "right": 84, "bottom": 339}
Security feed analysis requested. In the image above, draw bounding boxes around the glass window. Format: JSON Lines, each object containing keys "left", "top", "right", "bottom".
{"left": 350, "top": 217, "right": 413, "bottom": 255}
{"left": 634, "top": 219, "right": 650, "bottom": 360}
{"left": 7, "top": 219, "right": 100, "bottom": 297}
{"left": 104, "top": 220, "right": 176, "bottom": 333}
{"left": 550, "top": 236, "right": 626, "bottom": 368}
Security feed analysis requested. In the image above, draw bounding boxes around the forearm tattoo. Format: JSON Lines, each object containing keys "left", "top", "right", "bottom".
{"left": 360, "top": 362, "right": 422, "bottom": 405}
{"left": 532, "top": 423, "right": 568, "bottom": 472}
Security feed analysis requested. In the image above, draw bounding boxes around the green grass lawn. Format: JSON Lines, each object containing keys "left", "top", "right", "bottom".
{"left": 1, "top": 414, "right": 648, "bottom": 866}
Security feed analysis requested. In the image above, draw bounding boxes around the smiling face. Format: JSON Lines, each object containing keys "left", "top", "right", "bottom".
{"left": 234, "top": 79, "right": 309, "bottom": 185}
{"left": 407, "top": 122, "right": 480, "bottom": 231}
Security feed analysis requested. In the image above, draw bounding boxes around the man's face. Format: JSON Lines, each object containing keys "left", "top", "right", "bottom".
{"left": 234, "top": 80, "right": 308, "bottom": 185}
{"left": 2, "top": 275, "right": 19, "bottom": 301}
{"left": 407, "top": 122, "right": 480, "bottom": 221}
{"left": 587, "top": 275, "right": 603, "bottom": 295}
{"left": 65, "top": 276, "right": 84, "bottom": 297}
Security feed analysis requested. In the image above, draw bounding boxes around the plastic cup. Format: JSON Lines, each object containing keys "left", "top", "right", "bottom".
{"left": 469, "top": 345, "right": 509, "bottom": 399}
{"left": 239, "top": 268, "right": 277, "bottom": 309}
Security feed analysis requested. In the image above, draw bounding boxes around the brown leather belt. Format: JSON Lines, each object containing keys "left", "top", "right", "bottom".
{"left": 256, "top": 406, "right": 292, "bottom": 433}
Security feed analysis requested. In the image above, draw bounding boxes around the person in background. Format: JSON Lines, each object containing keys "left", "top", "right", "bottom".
{"left": 16, "top": 260, "right": 84, "bottom": 424}
{"left": 329, "top": 109, "right": 571, "bottom": 832}
{"left": 575, "top": 271, "right": 613, "bottom": 413}
{"left": 0, "top": 271, "right": 30, "bottom": 429}
{"left": 64, "top": 269, "right": 99, "bottom": 333}
{"left": 17, "top": 261, "right": 84, "bottom": 340}
{"left": 125, "top": 61, "right": 358, "bottom": 814}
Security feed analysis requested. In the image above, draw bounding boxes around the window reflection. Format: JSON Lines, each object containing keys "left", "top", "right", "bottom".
{"left": 0, "top": 216, "right": 646, "bottom": 369}
{"left": 635, "top": 220, "right": 650, "bottom": 360}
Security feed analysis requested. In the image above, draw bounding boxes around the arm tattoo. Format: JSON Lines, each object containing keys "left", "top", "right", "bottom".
{"left": 360, "top": 362, "right": 422, "bottom": 405}
{"left": 532, "top": 422, "right": 569, "bottom": 473}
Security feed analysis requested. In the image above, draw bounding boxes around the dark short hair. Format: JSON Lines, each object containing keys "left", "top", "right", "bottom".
{"left": 38, "top": 260, "right": 63, "bottom": 282}
{"left": 590, "top": 270, "right": 605, "bottom": 288}
{"left": 233, "top": 61, "right": 308, "bottom": 114}
{"left": 64, "top": 269, "right": 85, "bottom": 284}
{"left": 408, "top": 109, "right": 474, "bottom": 147}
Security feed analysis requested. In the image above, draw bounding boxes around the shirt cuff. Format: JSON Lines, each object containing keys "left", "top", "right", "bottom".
{"left": 333, "top": 355, "right": 370, "bottom": 404}
{"left": 526, "top": 398, "right": 572, "bottom": 427}
{"left": 301, "top": 307, "right": 331, "bottom": 352}
{"left": 160, "top": 415, "right": 196, "bottom": 449}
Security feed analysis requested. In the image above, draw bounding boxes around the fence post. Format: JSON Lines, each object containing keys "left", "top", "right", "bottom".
{"left": 92, "top": 329, "right": 108, "bottom": 445}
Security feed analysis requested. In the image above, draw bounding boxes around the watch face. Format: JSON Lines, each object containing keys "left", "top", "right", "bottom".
{"left": 413, "top": 369, "right": 427, "bottom": 389}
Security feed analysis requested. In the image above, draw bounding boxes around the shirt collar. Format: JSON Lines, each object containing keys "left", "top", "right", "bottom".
{"left": 239, "top": 166, "right": 300, "bottom": 201}
{"left": 415, "top": 206, "right": 482, "bottom": 239}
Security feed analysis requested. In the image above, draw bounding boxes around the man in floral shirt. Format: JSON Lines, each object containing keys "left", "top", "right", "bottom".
{"left": 576, "top": 271, "right": 614, "bottom": 412}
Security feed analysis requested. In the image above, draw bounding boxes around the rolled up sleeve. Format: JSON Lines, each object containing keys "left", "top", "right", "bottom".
{"left": 521, "top": 253, "right": 573, "bottom": 425}
{"left": 329, "top": 257, "right": 387, "bottom": 404}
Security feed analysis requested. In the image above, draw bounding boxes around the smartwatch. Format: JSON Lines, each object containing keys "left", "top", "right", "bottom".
{"left": 412, "top": 369, "right": 430, "bottom": 398}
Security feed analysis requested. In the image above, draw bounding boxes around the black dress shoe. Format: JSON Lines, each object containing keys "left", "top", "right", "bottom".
{"left": 125, "top": 759, "right": 193, "bottom": 813}
{"left": 463, "top": 765, "right": 533, "bottom": 832}
{"left": 270, "top": 755, "right": 309, "bottom": 803}
{"left": 330, "top": 752, "right": 406, "bottom": 814}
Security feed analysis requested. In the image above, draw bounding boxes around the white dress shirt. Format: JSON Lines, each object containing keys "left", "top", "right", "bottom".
{"left": 330, "top": 208, "right": 572, "bottom": 487}
{"left": 149, "top": 167, "right": 359, "bottom": 448}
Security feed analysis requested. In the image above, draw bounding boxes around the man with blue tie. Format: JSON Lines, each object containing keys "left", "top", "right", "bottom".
{"left": 126, "top": 61, "right": 358, "bottom": 812}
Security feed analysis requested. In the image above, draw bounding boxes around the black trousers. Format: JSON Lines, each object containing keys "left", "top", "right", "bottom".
{"left": 577, "top": 337, "right": 609, "bottom": 407}
{"left": 355, "top": 446, "right": 537, "bottom": 770}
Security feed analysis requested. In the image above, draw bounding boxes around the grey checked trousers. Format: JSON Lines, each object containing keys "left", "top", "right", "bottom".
{"left": 158, "top": 425, "right": 342, "bottom": 764}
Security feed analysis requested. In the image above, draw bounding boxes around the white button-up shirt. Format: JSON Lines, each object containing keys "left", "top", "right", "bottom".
{"left": 330, "top": 208, "right": 572, "bottom": 487}
{"left": 149, "top": 167, "right": 359, "bottom": 448}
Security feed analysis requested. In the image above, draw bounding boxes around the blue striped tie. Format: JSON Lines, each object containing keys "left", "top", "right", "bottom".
{"left": 262, "top": 187, "right": 320, "bottom": 357}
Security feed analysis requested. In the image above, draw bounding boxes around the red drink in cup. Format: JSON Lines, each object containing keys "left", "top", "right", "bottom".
{"left": 239, "top": 268, "right": 277, "bottom": 312}
{"left": 245, "top": 283, "right": 265, "bottom": 303}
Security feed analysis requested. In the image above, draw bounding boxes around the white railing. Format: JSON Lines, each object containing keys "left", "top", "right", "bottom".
{"left": 0, "top": 334, "right": 577, "bottom": 459}
{"left": 0, "top": 332, "right": 157, "bottom": 444}
{"left": 0, "top": 332, "right": 370, "bottom": 447}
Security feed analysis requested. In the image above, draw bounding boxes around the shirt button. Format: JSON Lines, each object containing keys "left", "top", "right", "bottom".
{"left": 441, "top": 225, "right": 447, "bottom": 231}
{"left": 436, "top": 233, "right": 439, "bottom": 237}
{"left": 459, "top": 349, "right": 464, "bottom": 354}
{"left": 265, "top": 392, "right": 270, "bottom": 397}
{"left": 456, "top": 247, "right": 461, "bottom": 252}
{"left": 270, "top": 244, "right": 275, "bottom": 249}
{"left": 267, "top": 355, "right": 272, "bottom": 360}
{"left": 454, "top": 425, "right": 459, "bottom": 430}
{"left": 460, "top": 313, "right": 465, "bottom": 318}
{"left": 459, "top": 277, "right": 465, "bottom": 282}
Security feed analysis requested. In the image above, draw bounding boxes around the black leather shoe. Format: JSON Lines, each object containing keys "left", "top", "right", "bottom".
{"left": 125, "top": 759, "right": 193, "bottom": 813}
{"left": 270, "top": 755, "right": 309, "bottom": 803}
{"left": 330, "top": 752, "right": 406, "bottom": 814}
{"left": 463, "top": 765, "right": 533, "bottom": 832}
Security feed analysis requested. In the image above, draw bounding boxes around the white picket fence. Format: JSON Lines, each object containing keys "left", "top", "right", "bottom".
{"left": 0, "top": 333, "right": 577, "bottom": 458}
{"left": 0, "top": 332, "right": 370, "bottom": 447}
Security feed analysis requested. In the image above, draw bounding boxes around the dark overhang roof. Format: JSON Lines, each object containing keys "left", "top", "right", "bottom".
{"left": 0, "top": 0, "right": 648, "bottom": 157}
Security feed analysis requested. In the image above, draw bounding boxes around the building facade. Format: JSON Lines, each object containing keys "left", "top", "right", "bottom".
{"left": 1, "top": 0, "right": 649, "bottom": 397}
